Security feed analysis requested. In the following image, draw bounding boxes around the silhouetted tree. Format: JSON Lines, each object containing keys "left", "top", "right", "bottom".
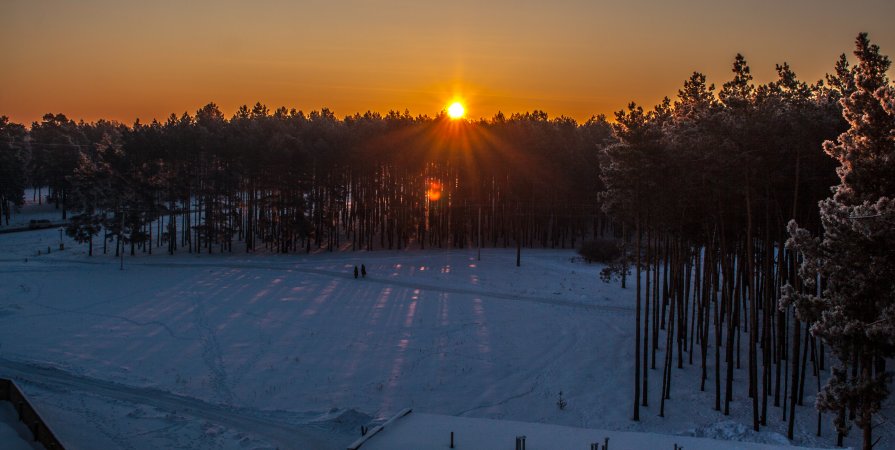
{"left": 0, "top": 116, "right": 28, "bottom": 225}
{"left": 30, "top": 113, "right": 86, "bottom": 218}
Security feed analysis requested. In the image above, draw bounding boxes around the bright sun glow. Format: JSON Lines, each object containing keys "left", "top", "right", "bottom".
{"left": 447, "top": 102, "right": 465, "bottom": 119}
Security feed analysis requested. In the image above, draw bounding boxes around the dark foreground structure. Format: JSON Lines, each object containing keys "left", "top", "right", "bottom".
{"left": 0, "top": 378, "right": 66, "bottom": 449}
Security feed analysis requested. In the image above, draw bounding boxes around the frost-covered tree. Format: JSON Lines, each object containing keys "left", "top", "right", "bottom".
{"left": 782, "top": 33, "right": 895, "bottom": 450}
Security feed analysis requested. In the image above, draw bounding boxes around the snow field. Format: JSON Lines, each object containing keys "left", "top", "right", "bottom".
{"left": 0, "top": 224, "right": 886, "bottom": 449}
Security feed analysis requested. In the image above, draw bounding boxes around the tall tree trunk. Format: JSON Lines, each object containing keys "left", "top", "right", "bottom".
{"left": 642, "top": 225, "right": 651, "bottom": 406}
{"left": 633, "top": 212, "right": 642, "bottom": 421}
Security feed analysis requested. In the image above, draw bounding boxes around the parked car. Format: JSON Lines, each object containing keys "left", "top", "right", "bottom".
{"left": 28, "top": 219, "right": 54, "bottom": 229}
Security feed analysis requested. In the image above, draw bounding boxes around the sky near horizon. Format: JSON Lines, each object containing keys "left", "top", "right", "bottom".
{"left": 2, "top": 0, "right": 894, "bottom": 125}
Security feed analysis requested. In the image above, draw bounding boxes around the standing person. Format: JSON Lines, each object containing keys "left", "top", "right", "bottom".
{"left": 361, "top": 264, "right": 367, "bottom": 278}
{"left": 354, "top": 266, "right": 358, "bottom": 279}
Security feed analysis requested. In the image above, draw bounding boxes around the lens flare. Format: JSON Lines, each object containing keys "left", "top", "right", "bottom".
{"left": 427, "top": 181, "right": 443, "bottom": 201}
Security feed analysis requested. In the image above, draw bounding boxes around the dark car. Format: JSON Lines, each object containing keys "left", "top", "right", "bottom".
{"left": 28, "top": 219, "right": 54, "bottom": 229}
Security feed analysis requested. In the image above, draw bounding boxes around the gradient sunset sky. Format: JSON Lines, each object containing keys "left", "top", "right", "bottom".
{"left": 3, "top": 0, "right": 894, "bottom": 125}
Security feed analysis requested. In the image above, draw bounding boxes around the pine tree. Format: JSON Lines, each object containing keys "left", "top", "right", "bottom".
{"left": 66, "top": 150, "right": 109, "bottom": 256}
{"left": 30, "top": 113, "right": 86, "bottom": 220}
{"left": 0, "top": 116, "right": 28, "bottom": 225}
{"left": 783, "top": 33, "right": 895, "bottom": 450}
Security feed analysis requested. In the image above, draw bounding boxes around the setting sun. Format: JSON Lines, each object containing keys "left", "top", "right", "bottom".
{"left": 447, "top": 102, "right": 465, "bottom": 119}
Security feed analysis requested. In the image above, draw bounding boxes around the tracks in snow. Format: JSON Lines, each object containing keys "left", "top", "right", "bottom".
{"left": 15, "top": 256, "right": 634, "bottom": 314}
{"left": 0, "top": 357, "right": 344, "bottom": 450}
{"left": 192, "top": 296, "right": 236, "bottom": 406}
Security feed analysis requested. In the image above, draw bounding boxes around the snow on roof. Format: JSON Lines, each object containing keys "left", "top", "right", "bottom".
{"left": 353, "top": 411, "right": 838, "bottom": 450}
{"left": 0, "top": 401, "right": 44, "bottom": 450}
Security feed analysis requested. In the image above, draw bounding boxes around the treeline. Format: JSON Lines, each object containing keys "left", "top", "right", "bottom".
{"left": 1, "top": 53, "right": 843, "bottom": 260}
{"left": 2, "top": 107, "right": 612, "bottom": 256}
{"left": 601, "top": 34, "right": 894, "bottom": 449}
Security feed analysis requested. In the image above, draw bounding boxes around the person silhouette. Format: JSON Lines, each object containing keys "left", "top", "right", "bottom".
{"left": 354, "top": 266, "right": 359, "bottom": 279}
{"left": 361, "top": 264, "right": 367, "bottom": 278}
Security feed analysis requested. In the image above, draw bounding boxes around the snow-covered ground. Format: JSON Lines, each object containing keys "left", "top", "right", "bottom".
{"left": 0, "top": 200, "right": 888, "bottom": 449}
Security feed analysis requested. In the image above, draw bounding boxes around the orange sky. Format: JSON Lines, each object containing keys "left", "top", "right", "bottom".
{"left": 2, "top": 0, "right": 894, "bottom": 125}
